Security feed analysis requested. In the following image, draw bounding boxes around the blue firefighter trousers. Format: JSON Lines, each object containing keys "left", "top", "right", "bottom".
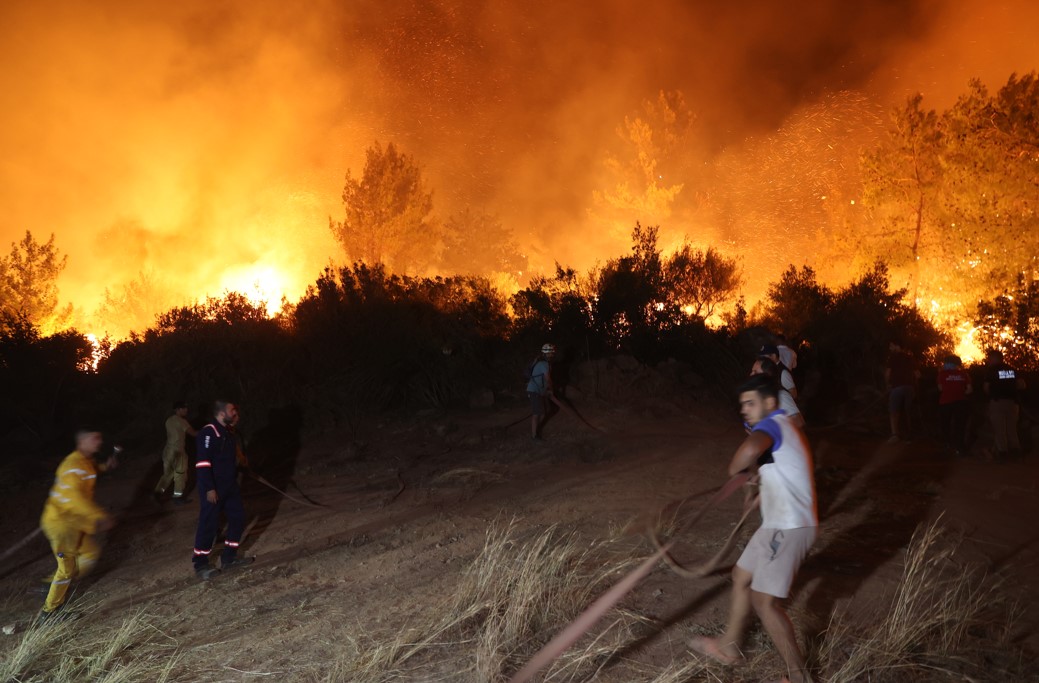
{"left": 192, "top": 485, "right": 245, "bottom": 570}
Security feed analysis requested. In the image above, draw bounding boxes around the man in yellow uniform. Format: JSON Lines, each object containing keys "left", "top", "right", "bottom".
{"left": 39, "top": 429, "right": 118, "bottom": 620}
{"left": 154, "top": 401, "right": 197, "bottom": 504}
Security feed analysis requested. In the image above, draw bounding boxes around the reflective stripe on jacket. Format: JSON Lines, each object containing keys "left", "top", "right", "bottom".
{"left": 40, "top": 450, "right": 107, "bottom": 533}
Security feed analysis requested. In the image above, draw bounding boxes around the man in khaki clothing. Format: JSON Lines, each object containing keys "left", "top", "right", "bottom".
{"left": 154, "top": 401, "right": 197, "bottom": 504}
{"left": 39, "top": 430, "right": 118, "bottom": 620}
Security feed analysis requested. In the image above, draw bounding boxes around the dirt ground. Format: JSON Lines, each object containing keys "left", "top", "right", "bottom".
{"left": 1, "top": 392, "right": 1038, "bottom": 681}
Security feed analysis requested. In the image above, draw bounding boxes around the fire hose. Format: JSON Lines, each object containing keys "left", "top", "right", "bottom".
{"left": 508, "top": 471, "right": 752, "bottom": 683}
{"left": 501, "top": 396, "right": 605, "bottom": 434}
{"left": 0, "top": 528, "right": 43, "bottom": 567}
{"left": 649, "top": 471, "right": 755, "bottom": 578}
{"left": 247, "top": 471, "right": 329, "bottom": 509}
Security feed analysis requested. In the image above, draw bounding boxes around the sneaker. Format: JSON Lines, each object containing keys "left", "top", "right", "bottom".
{"left": 195, "top": 566, "right": 221, "bottom": 581}
{"left": 221, "top": 556, "right": 255, "bottom": 570}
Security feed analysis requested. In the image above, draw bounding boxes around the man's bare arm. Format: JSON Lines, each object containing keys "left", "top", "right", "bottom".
{"left": 727, "top": 430, "right": 774, "bottom": 477}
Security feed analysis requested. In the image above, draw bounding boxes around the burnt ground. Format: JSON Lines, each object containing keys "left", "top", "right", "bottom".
{"left": 1, "top": 391, "right": 1037, "bottom": 681}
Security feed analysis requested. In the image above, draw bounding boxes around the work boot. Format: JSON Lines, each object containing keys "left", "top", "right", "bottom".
{"left": 37, "top": 608, "right": 77, "bottom": 626}
{"left": 221, "top": 556, "right": 255, "bottom": 570}
{"left": 195, "top": 566, "right": 221, "bottom": 581}
{"left": 172, "top": 495, "right": 188, "bottom": 506}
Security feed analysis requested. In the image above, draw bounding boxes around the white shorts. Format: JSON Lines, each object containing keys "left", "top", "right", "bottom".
{"left": 736, "top": 526, "right": 816, "bottom": 598}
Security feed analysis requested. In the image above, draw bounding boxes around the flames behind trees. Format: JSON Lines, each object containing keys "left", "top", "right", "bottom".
{"left": 857, "top": 73, "right": 1039, "bottom": 360}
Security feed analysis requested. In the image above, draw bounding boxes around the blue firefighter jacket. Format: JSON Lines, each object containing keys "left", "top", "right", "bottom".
{"left": 195, "top": 422, "right": 240, "bottom": 493}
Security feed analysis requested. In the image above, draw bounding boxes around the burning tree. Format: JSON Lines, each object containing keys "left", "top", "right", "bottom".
{"left": 93, "top": 270, "right": 176, "bottom": 338}
{"left": 664, "top": 243, "right": 741, "bottom": 319}
{"left": 860, "top": 94, "right": 945, "bottom": 302}
{"left": 439, "top": 208, "right": 526, "bottom": 277}
{"left": 0, "top": 231, "right": 72, "bottom": 334}
{"left": 941, "top": 74, "right": 1039, "bottom": 296}
{"left": 860, "top": 72, "right": 1039, "bottom": 320}
{"left": 975, "top": 274, "right": 1039, "bottom": 371}
{"left": 330, "top": 141, "right": 438, "bottom": 272}
{"left": 592, "top": 223, "right": 673, "bottom": 352}
{"left": 591, "top": 91, "right": 703, "bottom": 241}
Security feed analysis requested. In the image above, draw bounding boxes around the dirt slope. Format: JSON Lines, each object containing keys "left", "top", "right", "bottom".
{"left": 2, "top": 398, "right": 1037, "bottom": 681}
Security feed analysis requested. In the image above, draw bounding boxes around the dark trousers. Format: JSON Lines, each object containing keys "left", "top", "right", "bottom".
{"left": 938, "top": 400, "right": 969, "bottom": 453}
{"left": 192, "top": 484, "right": 245, "bottom": 569}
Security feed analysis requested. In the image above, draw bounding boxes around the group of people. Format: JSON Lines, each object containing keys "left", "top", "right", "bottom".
{"left": 37, "top": 399, "right": 254, "bottom": 622}
{"left": 34, "top": 334, "right": 1025, "bottom": 682}
{"left": 887, "top": 343, "right": 1028, "bottom": 459}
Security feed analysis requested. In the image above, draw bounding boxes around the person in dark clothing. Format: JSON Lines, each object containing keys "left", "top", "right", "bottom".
{"left": 885, "top": 341, "right": 918, "bottom": 442}
{"left": 983, "top": 350, "right": 1026, "bottom": 459}
{"left": 937, "top": 355, "right": 972, "bottom": 457}
{"left": 191, "top": 400, "right": 253, "bottom": 580}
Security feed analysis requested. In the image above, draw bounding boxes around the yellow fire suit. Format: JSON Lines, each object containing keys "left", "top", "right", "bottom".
{"left": 40, "top": 450, "right": 109, "bottom": 613}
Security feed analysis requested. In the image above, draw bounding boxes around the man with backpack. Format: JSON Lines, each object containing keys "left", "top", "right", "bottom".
{"left": 526, "top": 343, "right": 558, "bottom": 442}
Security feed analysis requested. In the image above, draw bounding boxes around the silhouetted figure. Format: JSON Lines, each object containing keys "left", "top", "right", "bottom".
{"left": 776, "top": 333, "right": 798, "bottom": 372}
{"left": 984, "top": 349, "right": 1026, "bottom": 460}
{"left": 937, "top": 355, "right": 971, "bottom": 457}
{"left": 885, "top": 341, "right": 918, "bottom": 442}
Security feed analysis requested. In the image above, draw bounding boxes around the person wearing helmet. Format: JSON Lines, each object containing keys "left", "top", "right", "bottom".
{"left": 526, "top": 343, "right": 558, "bottom": 441}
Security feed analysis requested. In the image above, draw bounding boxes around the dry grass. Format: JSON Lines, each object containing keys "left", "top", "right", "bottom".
{"left": 816, "top": 518, "right": 1023, "bottom": 682}
{"left": 323, "top": 518, "right": 649, "bottom": 682}
{"left": 0, "top": 603, "right": 183, "bottom": 683}
{"left": 318, "top": 516, "right": 1030, "bottom": 683}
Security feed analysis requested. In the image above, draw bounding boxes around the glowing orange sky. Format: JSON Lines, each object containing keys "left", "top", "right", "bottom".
{"left": 0, "top": 0, "right": 1036, "bottom": 336}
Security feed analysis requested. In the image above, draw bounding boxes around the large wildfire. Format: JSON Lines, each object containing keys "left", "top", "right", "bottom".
{"left": 2, "top": 1, "right": 1038, "bottom": 352}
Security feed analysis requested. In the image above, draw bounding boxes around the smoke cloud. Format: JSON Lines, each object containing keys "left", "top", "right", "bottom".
{"left": 0, "top": 0, "right": 1036, "bottom": 335}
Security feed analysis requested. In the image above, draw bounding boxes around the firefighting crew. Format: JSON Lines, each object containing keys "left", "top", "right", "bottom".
{"left": 39, "top": 430, "right": 118, "bottom": 620}
{"left": 153, "top": 400, "right": 197, "bottom": 504}
{"left": 192, "top": 401, "right": 254, "bottom": 580}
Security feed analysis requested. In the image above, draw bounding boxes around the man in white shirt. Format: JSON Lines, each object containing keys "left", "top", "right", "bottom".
{"left": 751, "top": 357, "right": 804, "bottom": 428}
{"left": 759, "top": 343, "right": 797, "bottom": 399}
{"left": 689, "top": 374, "right": 817, "bottom": 683}
{"left": 776, "top": 333, "right": 798, "bottom": 371}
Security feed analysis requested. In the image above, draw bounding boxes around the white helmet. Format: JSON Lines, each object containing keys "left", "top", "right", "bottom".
{"left": 541, "top": 343, "right": 557, "bottom": 354}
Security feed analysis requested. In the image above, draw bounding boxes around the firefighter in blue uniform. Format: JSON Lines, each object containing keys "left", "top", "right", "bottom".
{"left": 192, "top": 400, "right": 253, "bottom": 579}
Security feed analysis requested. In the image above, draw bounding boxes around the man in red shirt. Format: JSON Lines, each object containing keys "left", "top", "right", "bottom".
{"left": 937, "top": 355, "right": 972, "bottom": 457}
{"left": 885, "top": 341, "right": 919, "bottom": 442}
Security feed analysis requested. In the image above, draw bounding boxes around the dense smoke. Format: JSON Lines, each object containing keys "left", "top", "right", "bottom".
{"left": 0, "top": 0, "right": 1036, "bottom": 335}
